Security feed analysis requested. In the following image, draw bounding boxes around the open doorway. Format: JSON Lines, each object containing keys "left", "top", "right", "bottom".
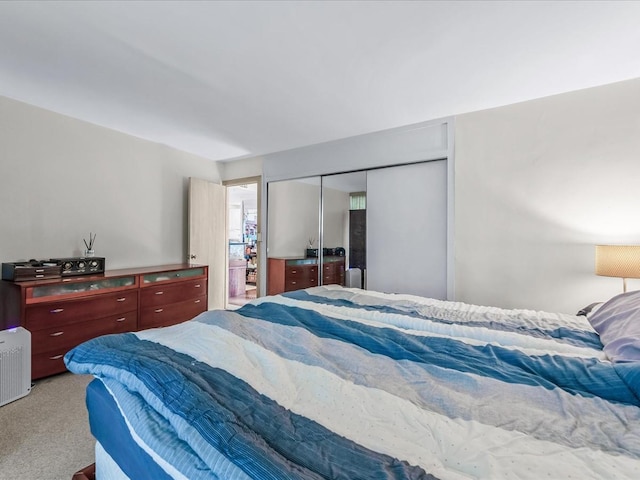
{"left": 226, "top": 180, "right": 260, "bottom": 308}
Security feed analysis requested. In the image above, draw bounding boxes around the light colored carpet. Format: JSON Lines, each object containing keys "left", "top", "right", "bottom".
{"left": 0, "top": 372, "right": 94, "bottom": 480}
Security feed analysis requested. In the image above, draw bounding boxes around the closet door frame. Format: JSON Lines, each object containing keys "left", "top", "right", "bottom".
{"left": 262, "top": 117, "right": 455, "bottom": 299}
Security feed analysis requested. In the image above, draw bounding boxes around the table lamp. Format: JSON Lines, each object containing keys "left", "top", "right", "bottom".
{"left": 595, "top": 245, "right": 640, "bottom": 293}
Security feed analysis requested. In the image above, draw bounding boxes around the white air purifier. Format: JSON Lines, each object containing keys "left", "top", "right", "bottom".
{"left": 345, "top": 268, "right": 362, "bottom": 289}
{"left": 0, "top": 327, "right": 31, "bottom": 407}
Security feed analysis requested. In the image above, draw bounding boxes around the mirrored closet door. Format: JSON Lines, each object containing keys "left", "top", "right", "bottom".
{"left": 266, "top": 173, "right": 369, "bottom": 296}
{"left": 266, "top": 177, "right": 321, "bottom": 295}
{"left": 266, "top": 159, "right": 447, "bottom": 299}
{"left": 321, "top": 171, "right": 367, "bottom": 290}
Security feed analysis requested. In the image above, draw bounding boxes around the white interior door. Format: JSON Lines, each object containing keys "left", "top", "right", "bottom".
{"left": 366, "top": 160, "right": 447, "bottom": 298}
{"left": 188, "top": 178, "right": 226, "bottom": 310}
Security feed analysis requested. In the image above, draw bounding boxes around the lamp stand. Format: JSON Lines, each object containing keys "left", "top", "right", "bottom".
{"left": 623, "top": 277, "right": 628, "bottom": 293}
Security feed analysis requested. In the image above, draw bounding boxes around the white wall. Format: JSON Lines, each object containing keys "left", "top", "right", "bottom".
{"left": 0, "top": 96, "right": 221, "bottom": 269}
{"left": 455, "top": 78, "right": 640, "bottom": 314}
{"left": 219, "top": 157, "right": 263, "bottom": 182}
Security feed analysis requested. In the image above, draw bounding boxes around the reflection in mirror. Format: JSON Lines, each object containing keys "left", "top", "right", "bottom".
{"left": 321, "top": 171, "right": 367, "bottom": 289}
{"left": 266, "top": 177, "right": 321, "bottom": 295}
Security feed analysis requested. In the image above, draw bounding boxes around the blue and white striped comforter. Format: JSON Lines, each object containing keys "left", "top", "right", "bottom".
{"left": 65, "top": 286, "right": 640, "bottom": 479}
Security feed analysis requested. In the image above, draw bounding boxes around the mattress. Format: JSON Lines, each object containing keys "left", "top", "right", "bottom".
{"left": 66, "top": 285, "right": 640, "bottom": 479}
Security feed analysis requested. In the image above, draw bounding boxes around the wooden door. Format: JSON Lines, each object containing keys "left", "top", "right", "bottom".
{"left": 188, "top": 178, "right": 226, "bottom": 310}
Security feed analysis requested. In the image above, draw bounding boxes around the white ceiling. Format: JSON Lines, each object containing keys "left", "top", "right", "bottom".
{"left": 1, "top": 1, "right": 639, "bottom": 163}
{"left": 228, "top": 182, "right": 258, "bottom": 210}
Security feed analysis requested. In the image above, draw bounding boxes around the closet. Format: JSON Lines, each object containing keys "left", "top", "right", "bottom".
{"left": 262, "top": 118, "right": 453, "bottom": 300}
{"left": 266, "top": 159, "right": 447, "bottom": 299}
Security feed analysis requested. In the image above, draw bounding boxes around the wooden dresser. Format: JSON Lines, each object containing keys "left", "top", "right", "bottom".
{"left": 267, "top": 256, "right": 344, "bottom": 296}
{"left": 138, "top": 266, "right": 208, "bottom": 330}
{"left": 0, "top": 263, "right": 207, "bottom": 379}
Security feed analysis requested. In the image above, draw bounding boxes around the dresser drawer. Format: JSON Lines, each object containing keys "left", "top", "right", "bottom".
{"left": 284, "top": 264, "right": 317, "bottom": 292}
{"left": 32, "top": 351, "right": 68, "bottom": 379}
{"left": 140, "top": 279, "right": 206, "bottom": 308}
{"left": 31, "top": 310, "right": 137, "bottom": 355}
{"left": 25, "top": 291, "right": 139, "bottom": 331}
{"left": 32, "top": 309, "right": 138, "bottom": 378}
{"left": 323, "top": 272, "right": 344, "bottom": 284}
{"left": 285, "top": 265, "right": 317, "bottom": 278}
{"left": 285, "top": 277, "right": 317, "bottom": 291}
{"left": 139, "top": 296, "right": 207, "bottom": 330}
{"left": 322, "top": 259, "right": 345, "bottom": 285}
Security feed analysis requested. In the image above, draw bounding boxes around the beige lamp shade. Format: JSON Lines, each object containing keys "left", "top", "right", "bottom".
{"left": 595, "top": 245, "right": 640, "bottom": 292}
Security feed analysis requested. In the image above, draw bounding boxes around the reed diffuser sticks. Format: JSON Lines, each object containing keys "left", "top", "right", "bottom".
{"left": 83, "top": 232, "right": 96, "bottom": 255}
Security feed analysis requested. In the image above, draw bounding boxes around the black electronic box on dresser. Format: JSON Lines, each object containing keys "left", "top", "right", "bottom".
{"left": 0, "top": 263, "right": 208, "bottom": 380}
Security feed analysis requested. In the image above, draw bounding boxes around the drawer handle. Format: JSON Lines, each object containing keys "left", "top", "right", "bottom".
{"left": 35, "top": 269, "right": 45, "bottom": 273}
{"left": 291, "top": 270, "right": 297, "bottom": 273}
{"left": 291, "top": 281, "right": 296, "bottom": 285}
{"left": 155, "top": 308, "right": 164, "bottom": 313}
{"left": 155, "top": 291, "right": 164, "bottom": 295}
{"left": 194, "top": 299, "right": 201, "bottom": 304}
{"left": 49, "top": 331, "right": 64, "bottom": 337}
{"left": 50, "top": 308, "right": 64, "bottom": 314}
{"left": 116, "top": 317, "right": 126, "bottom": 322}
{"left": 195, "top": 284, "right": 201, "bottom": 288}
{"left": 49, "top": 354, "right": 64, "bottom": 360}
{"left": 35, "top": 274, "right": 44, "bottom": 278}
{"left": 116, "top": 297, "right": 127, "bottom": 302}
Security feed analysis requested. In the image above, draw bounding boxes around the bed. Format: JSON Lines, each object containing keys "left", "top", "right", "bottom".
{"left": 64, "top": 285, "right": 640, "bottom": 479}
